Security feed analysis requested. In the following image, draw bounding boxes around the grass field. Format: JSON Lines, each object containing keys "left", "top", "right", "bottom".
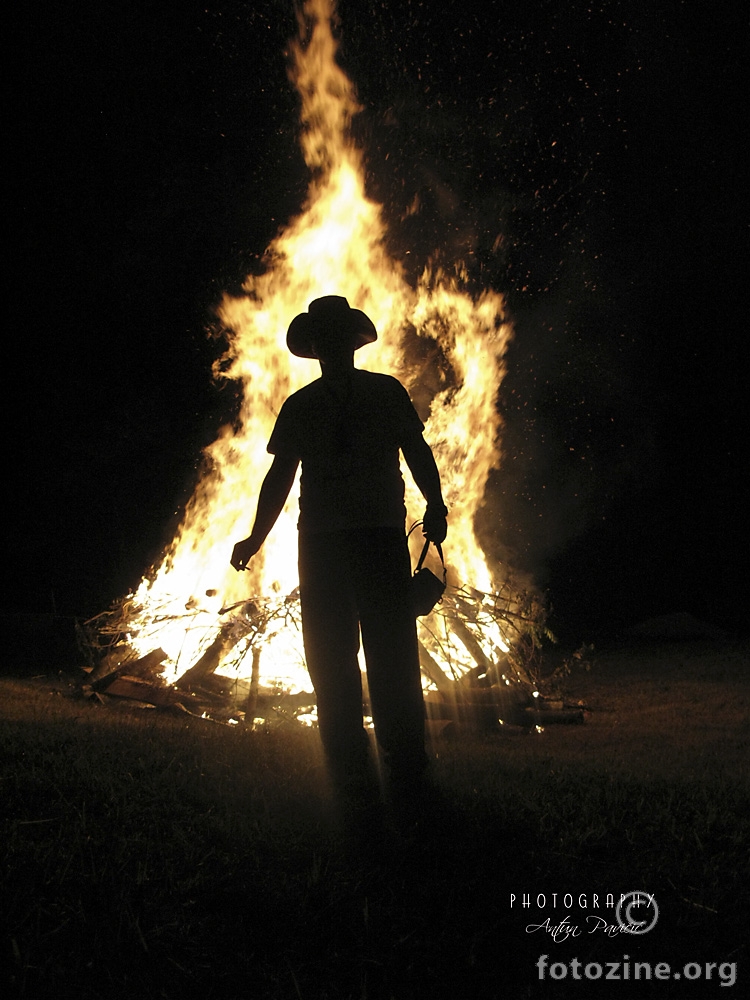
{"left": 2, "top": 637, "right": 748, "bottom": 998}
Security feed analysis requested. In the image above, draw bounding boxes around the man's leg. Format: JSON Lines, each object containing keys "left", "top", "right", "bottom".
{"left": 298, "top": 532, "right": 376, "bottom": 805}
{"left": 354, "top": 530, "right": 428, "bottom": 790}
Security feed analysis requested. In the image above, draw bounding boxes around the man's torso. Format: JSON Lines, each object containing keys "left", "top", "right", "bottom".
{"left": 268, "top": 369, "right": 423, "bottom": 533}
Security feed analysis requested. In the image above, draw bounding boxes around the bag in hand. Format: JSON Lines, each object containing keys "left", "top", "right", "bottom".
{"left": 411, "top": 538, "right": 446, "bottom": 617}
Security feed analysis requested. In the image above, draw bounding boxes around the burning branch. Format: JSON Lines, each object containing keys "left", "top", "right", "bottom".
{"left": 83, "top": 575, "right": 583, "bottom": 729}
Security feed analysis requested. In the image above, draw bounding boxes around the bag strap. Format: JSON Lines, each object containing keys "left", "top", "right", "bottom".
{"left": 415, "top": 537, "right": 446, "bottom": 582}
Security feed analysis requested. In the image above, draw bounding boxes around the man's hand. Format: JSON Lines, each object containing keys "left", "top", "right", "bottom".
{"left": 229, "top": 453, "right": 299, "bottom": 572}
{"left": 231, "top": 536, "right": 261, "bottom": 571}
{"left": 422, "top": 504, "right": 448, "bottom": 544}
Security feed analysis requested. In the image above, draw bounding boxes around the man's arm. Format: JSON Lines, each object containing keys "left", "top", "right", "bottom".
{"left": 230, "top": 451, "right": 300, "bottom": 570}
{"left": 401, "top": 433, "right": 448, "bottom": 543}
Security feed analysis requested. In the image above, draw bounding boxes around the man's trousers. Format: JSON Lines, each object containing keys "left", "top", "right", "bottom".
{"left": 298, "top": 527, "right": 427, "bottom": 794}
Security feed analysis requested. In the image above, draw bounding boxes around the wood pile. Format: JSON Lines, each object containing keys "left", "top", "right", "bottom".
{"left": 80, "top": 584, "right": 586, "bottom": 729}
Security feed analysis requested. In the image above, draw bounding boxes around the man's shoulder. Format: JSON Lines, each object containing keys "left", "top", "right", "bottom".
{"left": 356, "top": 370, "right": 423, "bottom": 431}
{"left": 358, "top": 369, "right": 400, "bottom": 385}
{"left": 355, "top": 369, "right": 409, "bottom": 395}
{"left": 285, "top": 370, "right": 407, "bottom": 398}
{"left": 280, "top": 370, "right": 415, "bottom": 417}
{"left": 289, "top": 376, "right": 324, "bottom": 396}
{"left": 281, "top": 378, "right": 324, "bottom": 409}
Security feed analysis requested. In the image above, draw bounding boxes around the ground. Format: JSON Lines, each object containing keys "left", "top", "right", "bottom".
{"left": 1, "top": 637, "right": 748, "bottom": 998}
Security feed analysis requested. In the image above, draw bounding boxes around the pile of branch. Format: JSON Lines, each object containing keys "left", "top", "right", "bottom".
{"left": 417, "top": 585, "right": 585, "bottom": 728}
{"left": 79, "top": 592, "right": 316, "bottom": 725}
{"left": 80, "top": 581, "right": 584, "bottom": 729}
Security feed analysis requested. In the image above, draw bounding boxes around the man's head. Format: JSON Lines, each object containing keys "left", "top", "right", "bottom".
{"left": 287, "top": 296, "right": 377, "bottom": 361}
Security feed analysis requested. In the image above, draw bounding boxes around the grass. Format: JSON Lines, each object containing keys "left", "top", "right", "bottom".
{"left": 2, "top": 637, "right": 749, "bottom": 998}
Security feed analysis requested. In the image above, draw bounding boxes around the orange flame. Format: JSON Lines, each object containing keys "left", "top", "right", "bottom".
{"left": 125, "top": 0, "right": 512, "bottom": 692}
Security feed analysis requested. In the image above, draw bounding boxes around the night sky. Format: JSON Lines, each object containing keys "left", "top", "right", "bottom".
{"left": 7, "top": 0, "right": 747, "bottom": 645}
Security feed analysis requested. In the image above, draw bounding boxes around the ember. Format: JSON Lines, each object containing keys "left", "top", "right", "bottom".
{"left": 88, "top": 0, "right": 567, "bottom": 728}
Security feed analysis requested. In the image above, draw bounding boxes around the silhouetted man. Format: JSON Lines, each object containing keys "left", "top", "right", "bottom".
{"left": 231, "top": 296, "right": 447, "bottom": 824}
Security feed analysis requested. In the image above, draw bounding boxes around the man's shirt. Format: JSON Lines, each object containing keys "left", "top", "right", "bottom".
{"left": 268, "top": 369, "right": 424, "bottom": 533}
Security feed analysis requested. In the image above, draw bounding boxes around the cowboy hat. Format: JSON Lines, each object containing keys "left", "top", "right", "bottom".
{"left": 286, "top": 295, "right": 377, "bottom": 358}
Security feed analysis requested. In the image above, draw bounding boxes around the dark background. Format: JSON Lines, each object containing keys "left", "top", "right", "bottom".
{"left": 6, "top": 0, "right": 747, "bottom": 648}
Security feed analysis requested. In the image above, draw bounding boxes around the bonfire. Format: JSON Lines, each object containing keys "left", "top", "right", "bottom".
{"left": 84, "top": 0, "right": 564, "bottom": 728}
